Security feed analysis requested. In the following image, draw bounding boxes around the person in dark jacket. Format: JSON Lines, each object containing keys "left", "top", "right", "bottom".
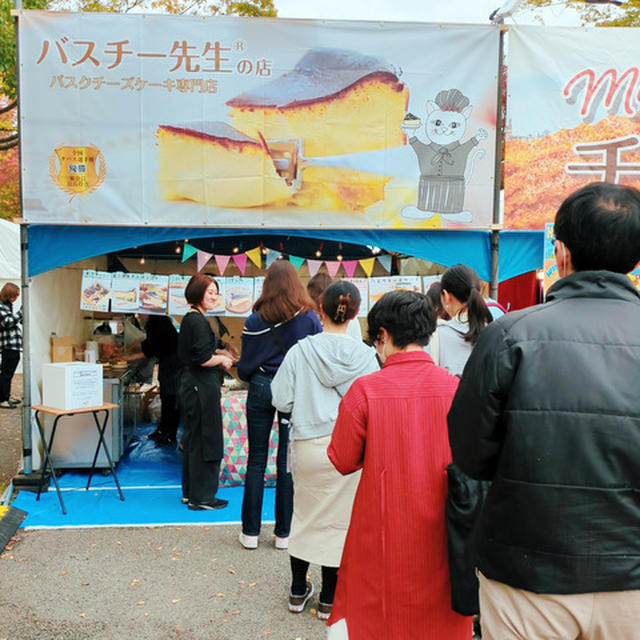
{"left": 0, "top": 282, "right": 22, "bottom": 409}
{"left": 448, "top": 182, "right": 640, "bottom": 640}
{"left": 237, "top": 260, "right": 321, "bottom": 551}
{"left": 140, "top": 315, "right": 181, "bottom": 445}
{"left": 178, "top": 274, "right": 234, "bottom": 511}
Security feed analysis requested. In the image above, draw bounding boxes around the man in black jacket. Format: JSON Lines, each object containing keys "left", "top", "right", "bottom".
{"left": 448, "top": 182, "right": 640, "bottom": 639}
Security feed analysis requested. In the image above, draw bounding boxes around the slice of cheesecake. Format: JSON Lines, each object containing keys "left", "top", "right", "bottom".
{"left": 227, "top": 48, "right": 408, "bottom": 158}
{"left": 156, "top": 121, "right": 293, "bottom": 208}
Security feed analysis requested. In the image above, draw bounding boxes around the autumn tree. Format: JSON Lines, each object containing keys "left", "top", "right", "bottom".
{"left": 521, "top": 0, "right": 640, "bottom": 26}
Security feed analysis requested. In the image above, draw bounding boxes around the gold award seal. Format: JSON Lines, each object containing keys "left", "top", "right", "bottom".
{"left": 49, "top": 144, "right": 106, "bottom": 200}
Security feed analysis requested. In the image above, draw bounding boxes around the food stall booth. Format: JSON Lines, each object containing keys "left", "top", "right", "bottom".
{"left": 13, "top": 10, "right": 551, "bottom": 520}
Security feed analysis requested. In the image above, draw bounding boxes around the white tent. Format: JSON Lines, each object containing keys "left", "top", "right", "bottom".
{"left": 0, "top": 218, "right": 20, "bottom": 285}
{"left": 0, "top": 218, "right": 22, "bottom": 375}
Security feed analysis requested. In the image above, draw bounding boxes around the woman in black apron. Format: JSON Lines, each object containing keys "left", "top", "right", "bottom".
{"left": 178, "top": 274, "right": 234, "bottom": 510}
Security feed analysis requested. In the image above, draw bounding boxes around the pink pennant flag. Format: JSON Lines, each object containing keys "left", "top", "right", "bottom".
{"left": 342, "top": 260, "right": 358, "bottom": 278}
{"left": 306, "top": 259, "right": 323, "bottom": 278}
{"left": 325, "top": 261, "right": 341, "bottom": 278}
{"left": 214, "top": 254, "right": 231, "bottom": 275}
{"left": 196, "top": 250, "right": 213, "bottom": 272}
{"left": 233, "top": 253, "right": 248, "bottom": 276}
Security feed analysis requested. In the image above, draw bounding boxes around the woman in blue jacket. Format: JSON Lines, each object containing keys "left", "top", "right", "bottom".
{"left": 237, "top": 260, "right": 321, "bottom": 550}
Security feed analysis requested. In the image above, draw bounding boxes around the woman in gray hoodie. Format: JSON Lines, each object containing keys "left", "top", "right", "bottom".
{"left": 271, "top": 281, "right": 378, "bottom": 622}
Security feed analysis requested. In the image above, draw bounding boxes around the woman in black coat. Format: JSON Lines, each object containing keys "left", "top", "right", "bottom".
{"left": 178, "top": 273, "right": 234, "bottom": 510}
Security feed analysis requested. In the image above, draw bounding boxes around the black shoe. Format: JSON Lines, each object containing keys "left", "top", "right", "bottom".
{"left": 0, "top": 400, "right": 16, "bottom": 409}
{"left": 147, "top": 429, "right": 162, "bottom": 441}
{"left": 154, "top": 433, "right": 177, "bottom": 446}
{"left": 188, "top": 499, "right": 228, "bottom": 510}
{"left": 181, "top": 497, "right": 189, "bottom": 504}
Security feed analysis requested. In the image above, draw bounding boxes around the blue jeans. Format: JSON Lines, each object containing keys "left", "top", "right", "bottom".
{"left": 241, "top": 372, "right": 293, "bottom": 537}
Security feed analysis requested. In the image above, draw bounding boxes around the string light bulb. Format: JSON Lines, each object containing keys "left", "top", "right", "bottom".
{"left": 315, "top": 249, "right": 322, "bottom": 258}
{"left": 336, "top": 254, "right": 343, "bottom": 262}
{"left": 140, "top": 256, "right": 145, "bottom": 265}
{"left": 232, "top": 246, "right": 239, "bottom": 254}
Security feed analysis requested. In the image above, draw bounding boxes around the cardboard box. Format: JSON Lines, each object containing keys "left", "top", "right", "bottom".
{"left": 42, "top": 362, "right": 103, "bottom": 410}
{"left": 50, "top": 336, "right": 75, "bottom": 363}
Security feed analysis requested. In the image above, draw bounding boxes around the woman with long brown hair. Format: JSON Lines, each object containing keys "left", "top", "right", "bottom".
{"left": 237, "top": 260, "right": 321, "bottom": 550}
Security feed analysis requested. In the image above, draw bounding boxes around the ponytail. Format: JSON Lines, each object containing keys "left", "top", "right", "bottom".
{"left": 441, "top": 264, "right": 492, "bottom": 345}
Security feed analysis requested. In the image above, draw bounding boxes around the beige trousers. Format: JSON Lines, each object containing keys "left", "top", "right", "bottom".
{"left": 478, "top": 571, "right": 640, "bottom": 640}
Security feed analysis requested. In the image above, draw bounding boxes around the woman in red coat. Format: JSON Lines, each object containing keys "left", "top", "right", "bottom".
{"left": 327, "top": 290, "right": 472, "bottom": 640}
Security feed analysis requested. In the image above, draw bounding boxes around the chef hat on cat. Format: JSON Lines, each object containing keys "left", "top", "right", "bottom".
{"left": 434, "top": 88, "right": 470, "bottom": 113}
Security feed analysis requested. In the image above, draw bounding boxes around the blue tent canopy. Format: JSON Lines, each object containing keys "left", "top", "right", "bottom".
{"left": 26, "top": 225, "right": 544, "bottom": 283}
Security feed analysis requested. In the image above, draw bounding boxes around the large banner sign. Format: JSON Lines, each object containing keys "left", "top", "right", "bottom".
{"left": 18, "top": 11, "right": 498, "bottom": 229}
{"left": 505, "top": 26, "right": 640, "bottom": 229}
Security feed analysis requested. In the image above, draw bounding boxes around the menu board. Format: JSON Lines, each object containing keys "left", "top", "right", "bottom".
{"left": 138, "top": 274, "right": 169, "bottom": 314}
{"left": 223, "top": 277, "right": 255, "bottom": 317}
{"left": 111, "top": 272, "right": 141, "bottom": 313}
{"left": 80, "top": 270, "right": 112, "bottom": 312}
{"left": 368, "top": 275, "right": 422, "bottom": 309}
{"left": 253, "top": 276, "right": 265, "bottom": 303}
{"left": 422, "top": 275, "right": 441, "bottom": 295}
{"left": 342, "top": 278, "right": 370, "bottom": 317}
{"left": 168, "top": 275, "right": 191, "bottom": 316}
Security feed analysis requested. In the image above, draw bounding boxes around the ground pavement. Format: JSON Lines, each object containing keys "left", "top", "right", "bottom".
{"left": 0, "top": 375, "right": 327, "bottom": 640}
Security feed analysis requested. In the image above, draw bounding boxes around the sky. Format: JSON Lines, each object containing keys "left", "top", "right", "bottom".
{"left": 273, "top": 0, "right": 584, "bottom": 26}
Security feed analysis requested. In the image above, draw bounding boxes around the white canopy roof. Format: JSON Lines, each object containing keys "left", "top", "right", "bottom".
{"left": 0, "top": 218, "right": 21, "bottom": 281}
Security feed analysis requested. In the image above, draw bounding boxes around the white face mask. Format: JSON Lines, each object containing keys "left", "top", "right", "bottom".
{"left": 376, "top": 337, "right": 387, "bottom": 364}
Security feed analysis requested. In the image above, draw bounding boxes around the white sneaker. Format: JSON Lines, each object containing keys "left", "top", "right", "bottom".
{"left": 238, "top": 532, "right": 258, "bottom": 549}
{"left": 274, "top": 536, "right": 289, "bottom": 550}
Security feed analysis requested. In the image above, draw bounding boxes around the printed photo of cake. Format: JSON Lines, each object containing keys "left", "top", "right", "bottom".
{"left": 225, "top": 286, "right": 253, "bottom": 315}
{"left": 227, "top": 48, "right": 409, "bottom": 157}
{"left": 82, "top": 282, "right": 110, "bottom": 309}
{"left": 156, "top": 122, "right": 294, "bottom": 209}
{"left": 111, "top": 288, "right": 138, "bottom": 310}
{"left": 139, "top": 282, "right": 167, "bottom": 312}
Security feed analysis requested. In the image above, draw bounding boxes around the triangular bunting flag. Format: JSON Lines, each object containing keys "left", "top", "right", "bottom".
{"left": 359, "top": 257, "right": 376, "bottom": 277}
{"left": 197, "top": 250, "right": 213, "bottom": 272}
{"left": 266, "top": 250, "right": 281, "bottom": 269}
{"left": 246, "top": 247, "right": 262, "bottom": 269}
{"left": 306, "top": 259, "right": 323, "bottom": 278}
{"left": 325, "top": 261, "right": 341, "bottom": 278}
{"left": 181, "top": 244, "right": 197, "bottom": 263}
{"left": 233, "top": 253, "right": 248, "bottom": 276}
{"left": 342, "top": 260, "right": 358, "bottom": 278}
{"left": 377, "top": 254, "right": 392, "bottom": 273}
{"left": 289, "top": 255, "right": 305, "bottom": 270}
{"left": 215, "top": 254, "right": 231, "bottom": 275}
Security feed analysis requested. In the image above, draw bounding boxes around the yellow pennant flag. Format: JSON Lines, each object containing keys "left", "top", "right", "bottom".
{"left": 359, "top": 257, "right": 376, "bottom": 277}
{"left": 245, "top": 247, "right": 263, "bottom": 269}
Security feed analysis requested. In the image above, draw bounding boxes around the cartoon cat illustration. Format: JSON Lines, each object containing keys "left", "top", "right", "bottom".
{"left": 401, "top": 88, "right": 487, "bottom": 222}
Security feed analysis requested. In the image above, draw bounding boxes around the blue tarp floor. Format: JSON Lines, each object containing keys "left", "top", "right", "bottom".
{"left": 12, "top": 423, "right": 274, "bottom": 530}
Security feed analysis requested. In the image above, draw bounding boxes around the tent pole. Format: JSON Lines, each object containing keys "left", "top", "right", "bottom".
{"left": 490, "top": 23, "right": 507, "bottom": 300}
{"left": 20, "top": 225, "right": 32, "bottom": 474}
{"left": 15, "top": 3, "right": 33, "bottom": 474}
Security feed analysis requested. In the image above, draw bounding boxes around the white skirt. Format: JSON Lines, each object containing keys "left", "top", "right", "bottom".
{"left": 289, "top": 435, "right": 360, "bottom": 567}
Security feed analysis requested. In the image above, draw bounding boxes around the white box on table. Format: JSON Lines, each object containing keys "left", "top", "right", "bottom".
{"left": 42, "top": 362, "right": 103, "bottom": 410}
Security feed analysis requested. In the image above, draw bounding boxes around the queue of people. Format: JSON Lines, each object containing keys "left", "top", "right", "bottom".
{"left": 14, "top": 179, "right": 634, "bottom": 638}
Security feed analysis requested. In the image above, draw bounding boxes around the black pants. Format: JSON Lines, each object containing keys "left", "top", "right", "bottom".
{"left": 290, "top": 555, "right": 338, "bottom": 604}
{"left": 181, "top": 421, "right": 221, "bottom": 505}
{"left": 0, "top": 349, "right": 20, "bottom": 402}
{"left": 159, "top": 392, "right": 179, "bottom": 439}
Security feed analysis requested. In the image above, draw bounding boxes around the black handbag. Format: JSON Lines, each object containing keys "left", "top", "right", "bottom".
{"left": 445, "top": 462, "right": 491, "bottom": 616}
